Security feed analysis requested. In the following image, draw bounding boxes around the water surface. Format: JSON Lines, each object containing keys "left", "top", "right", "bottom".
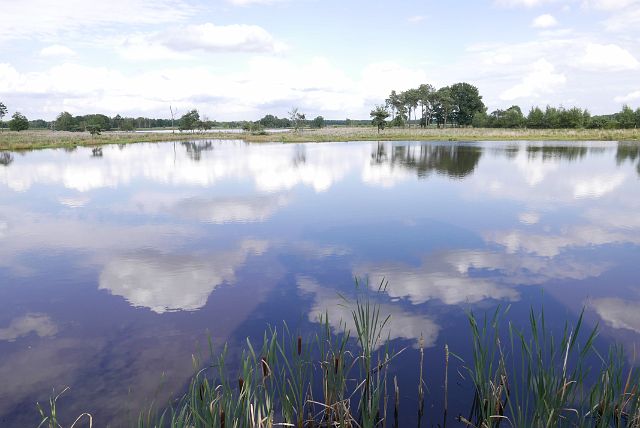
{"left": 1, "top": 140, "right": 639, "bottom": 426}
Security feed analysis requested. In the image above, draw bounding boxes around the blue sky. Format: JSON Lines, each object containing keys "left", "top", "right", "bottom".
{"left": 1, "top": 0, "right": 639, "bottom": 120}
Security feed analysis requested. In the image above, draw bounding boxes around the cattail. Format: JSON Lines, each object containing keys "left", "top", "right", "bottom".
{"left": 220, "top": 406, "right": 225, "bottom": 428}
{"left": 297, "top": 336, "right": 302, "bottom": 356}
{"left": 334, "top": 356, "right": 340, "bottom": 375}
{"left": 238, "top": 377, "right": 244, "bottom": 392}
{"left": 261, "top": 357, "right": 270, "bottom": 378}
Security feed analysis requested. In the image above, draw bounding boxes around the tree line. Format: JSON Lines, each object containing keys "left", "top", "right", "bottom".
{"left": 474, "top": 105, "right": 640, "bottom": 129}
{"left": 370, "top": 84, "right": 640, "bottom": 131}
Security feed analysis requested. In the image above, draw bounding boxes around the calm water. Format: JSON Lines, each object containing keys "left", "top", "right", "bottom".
{"left": 0, "top": 140, "right": 639, "bottom": 426}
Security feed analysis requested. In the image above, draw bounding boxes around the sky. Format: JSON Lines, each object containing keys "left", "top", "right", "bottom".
{"left": 1, "top": 0, "right": 639, "bottom": 121}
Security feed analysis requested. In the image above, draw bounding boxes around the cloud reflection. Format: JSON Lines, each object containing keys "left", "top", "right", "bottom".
{"left": 99, "top": 240, "right": 268, "bottom": 313}
{"left": 297, "top": 276, "right": 440, "bottom": 349}
{"left": 0, "top": 313, "right": 58, "bottom": 342}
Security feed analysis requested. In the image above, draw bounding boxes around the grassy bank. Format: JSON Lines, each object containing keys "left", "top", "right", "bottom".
{"left": 38, "top": 283, "right": 640, "bottom": 428}
{"left": 2, "top": 127, "right": 640, "bottom": 151}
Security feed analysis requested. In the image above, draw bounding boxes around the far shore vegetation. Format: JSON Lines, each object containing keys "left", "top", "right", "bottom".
{"left": 38, "top": 283, "right": 640, "bottom": 428}
{"left": 2, "top": 82, "right": 640, "bottom": 151}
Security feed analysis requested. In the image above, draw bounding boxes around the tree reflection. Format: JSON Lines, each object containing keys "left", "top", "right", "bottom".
{"left": 181, "top": 141, "right": 213, "bottom": 161}
{"left": 0, "top": 152, "right": 14, "bottom": 166}
{"left": 375, "top": 143, "right": 483, "bottom": 178}
{"left": 292, "top": 144, "right": 306, "bottom": 167}
{"left": 526, "top": 145, "right": 588, "bottom": 162}
{"left": 616, "top": 143, "right": 640, "bottom": 176}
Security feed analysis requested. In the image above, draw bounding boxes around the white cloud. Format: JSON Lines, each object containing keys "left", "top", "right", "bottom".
{"left": 0, "top": 314, "right": 57, "bottom": 342}
{"left": 532, "top": 14, "right": 558, "bottom": 28}
{"left": 579, "top": 43, "right": 640, "bottom": 71}
{"left": 39, "top": 44, "right": 76, "bottom": 57}
{"left": 500, "top": 59, "right": 566, "bottom": 101}
{"left": 0, "top": 0, "right": 195, "bottom": 41}
{"left": 614, "top": 89, "right": 640, "bottom": 103}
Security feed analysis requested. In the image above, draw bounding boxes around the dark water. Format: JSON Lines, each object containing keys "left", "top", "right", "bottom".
{"left": 0, "top": 140, "right": 639, "bottom": 426}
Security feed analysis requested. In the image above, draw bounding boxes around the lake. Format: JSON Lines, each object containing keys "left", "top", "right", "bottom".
{"left": 0, "top": 140, "right": 639, "bottom": 426}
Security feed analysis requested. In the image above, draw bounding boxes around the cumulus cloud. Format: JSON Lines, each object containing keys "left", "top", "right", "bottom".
{"left": 532, "top": 14, "right": 558, "bottom": 28}
{"left": 39, "top": 44, "right": 76, "bottom": 57}
{"left": 614, "top": 89, "right": 640, "bottom": 103}
{"left": 0, "top": 314, "right": 58, "bottom": 341}
{"left": 500, "top": 59, "right": 566, "bottom": 100}
{"left": 0, "top": 0, "right": 194, "bottom": 41}
{"left": 579, "top": 43, "right": 639, "bottom": 71}
{"left": 117, "top": 23, "right": 286, "bottom": 60}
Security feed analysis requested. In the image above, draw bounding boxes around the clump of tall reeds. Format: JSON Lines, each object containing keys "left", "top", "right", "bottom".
{"left": 461, "top": 306, "right": 640, "bottom": 428}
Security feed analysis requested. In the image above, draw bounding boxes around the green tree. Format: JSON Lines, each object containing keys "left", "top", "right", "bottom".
{"left": 417, "top": 84, "right": 435, "bottom": 127}
{"left": 527, "top": 107, "right": 545, "bottom": 128}
{"left": 543, "top": 106, "right": 560, "bottom": 128}
{"left": 55, "top": 111, "right": 77, "bottom": 131}
{"left": 635, "top": 108, "right": 640, "bottom": 128}
{"left": 449, "top": 82, "right": 485, "bottom": 126}
{"left": 617, "top": 105, "right": 636, "bottom": 129}
{"left": 179, "top": 109, "right": 200, "bottom": 132}
{"left": 558, "top": 107, "right": 587, "bottom": 129}
{"left": 402, "top": 88, "right": 420, "bottom": 126}
{"left": 0, "top": 101, "right": 7, "bottom": 131}
{"left": 370, "top": 105, "right": 390, "bottom": 133}
{"left": 9, "top": 112, "right": 29, "bottom": 131}
{"left": 471, "top": 111, "right": 490, "bottom": 128}
{"left": 288, "top": 107, "right": 306, "bottom": 131}
{"left": 433, "top": 87, "right": 454, "bottom": 127}
{"left": 310, "top": 116, "right": 325, "bottom": 128}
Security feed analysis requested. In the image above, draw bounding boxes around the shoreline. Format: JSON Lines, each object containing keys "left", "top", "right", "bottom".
{"left": 1, "top": 127, "right": 639, "bottom": 151}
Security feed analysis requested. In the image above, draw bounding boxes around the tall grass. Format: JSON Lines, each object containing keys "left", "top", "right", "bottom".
{"left": 462, "top": 306, "right": 640, "bottom": 428}
{"left": 37, "top": 289, "right": 640, "bottom": 427}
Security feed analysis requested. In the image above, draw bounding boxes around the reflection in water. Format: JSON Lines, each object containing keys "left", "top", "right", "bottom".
{"left": 591, "top": 298, "right": 640, "bottom": 334}
{"left": 372, "top": 143, "right": 483, "bottom": 178}
{"left": 181, "top": 141, "right": 213, "bottom": 161}
{"left": 297, "top": 276, "right": 440, "bottom": 349}
{"left": 0, "top": 314, "right": 57, "bottom": 342}
{"left": 616, "top": 142, "right": 640, "bottom": 176}
{"left": 0, "top": 152, "right": 13, "bottom": 166}
{"left": 0, "top": 140, "right": 639, "bottom": 425}
{"left": 99, "top": 240, "right": 268, "bottom": 313}
{"left": 526, "top": 145, "right": 588, "bottom": 162}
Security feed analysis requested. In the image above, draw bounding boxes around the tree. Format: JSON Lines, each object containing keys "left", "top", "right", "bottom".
{"left": 310, "top": 116, "right": 325, "bottom": 128}
{"left": 0, "top": 102, "right": 7, "bottom": 131}
{"left": 370, "top": 105, "right": 390, "bottom": 133}
{"left": 527, "top": 107, "right": 545, "bottom": 128}
{"left": 449, "top": 82, "right": 485, "bottom": 126}
{"left": 402, "top": 88, "right": 420, "bottom": 126}
{"left": 433, "top": 87, "right": 454, "bottom": 127}
{"left": 9, "top": 112, "right": 29, "bottom": 131}
{"left": 417, "top": 84, "right": 435, "bottom": 127}
{"left": 288, "top": 107, "right": 306, "bottom": 131}
{"left": 56, "top": 111, "right": 76, "bottom": 131}
{"left": 179, "top": 109, "right": 200, "bottom": 132}
{"left": 617, "top": 105, "right": 636, "bottom": 129}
